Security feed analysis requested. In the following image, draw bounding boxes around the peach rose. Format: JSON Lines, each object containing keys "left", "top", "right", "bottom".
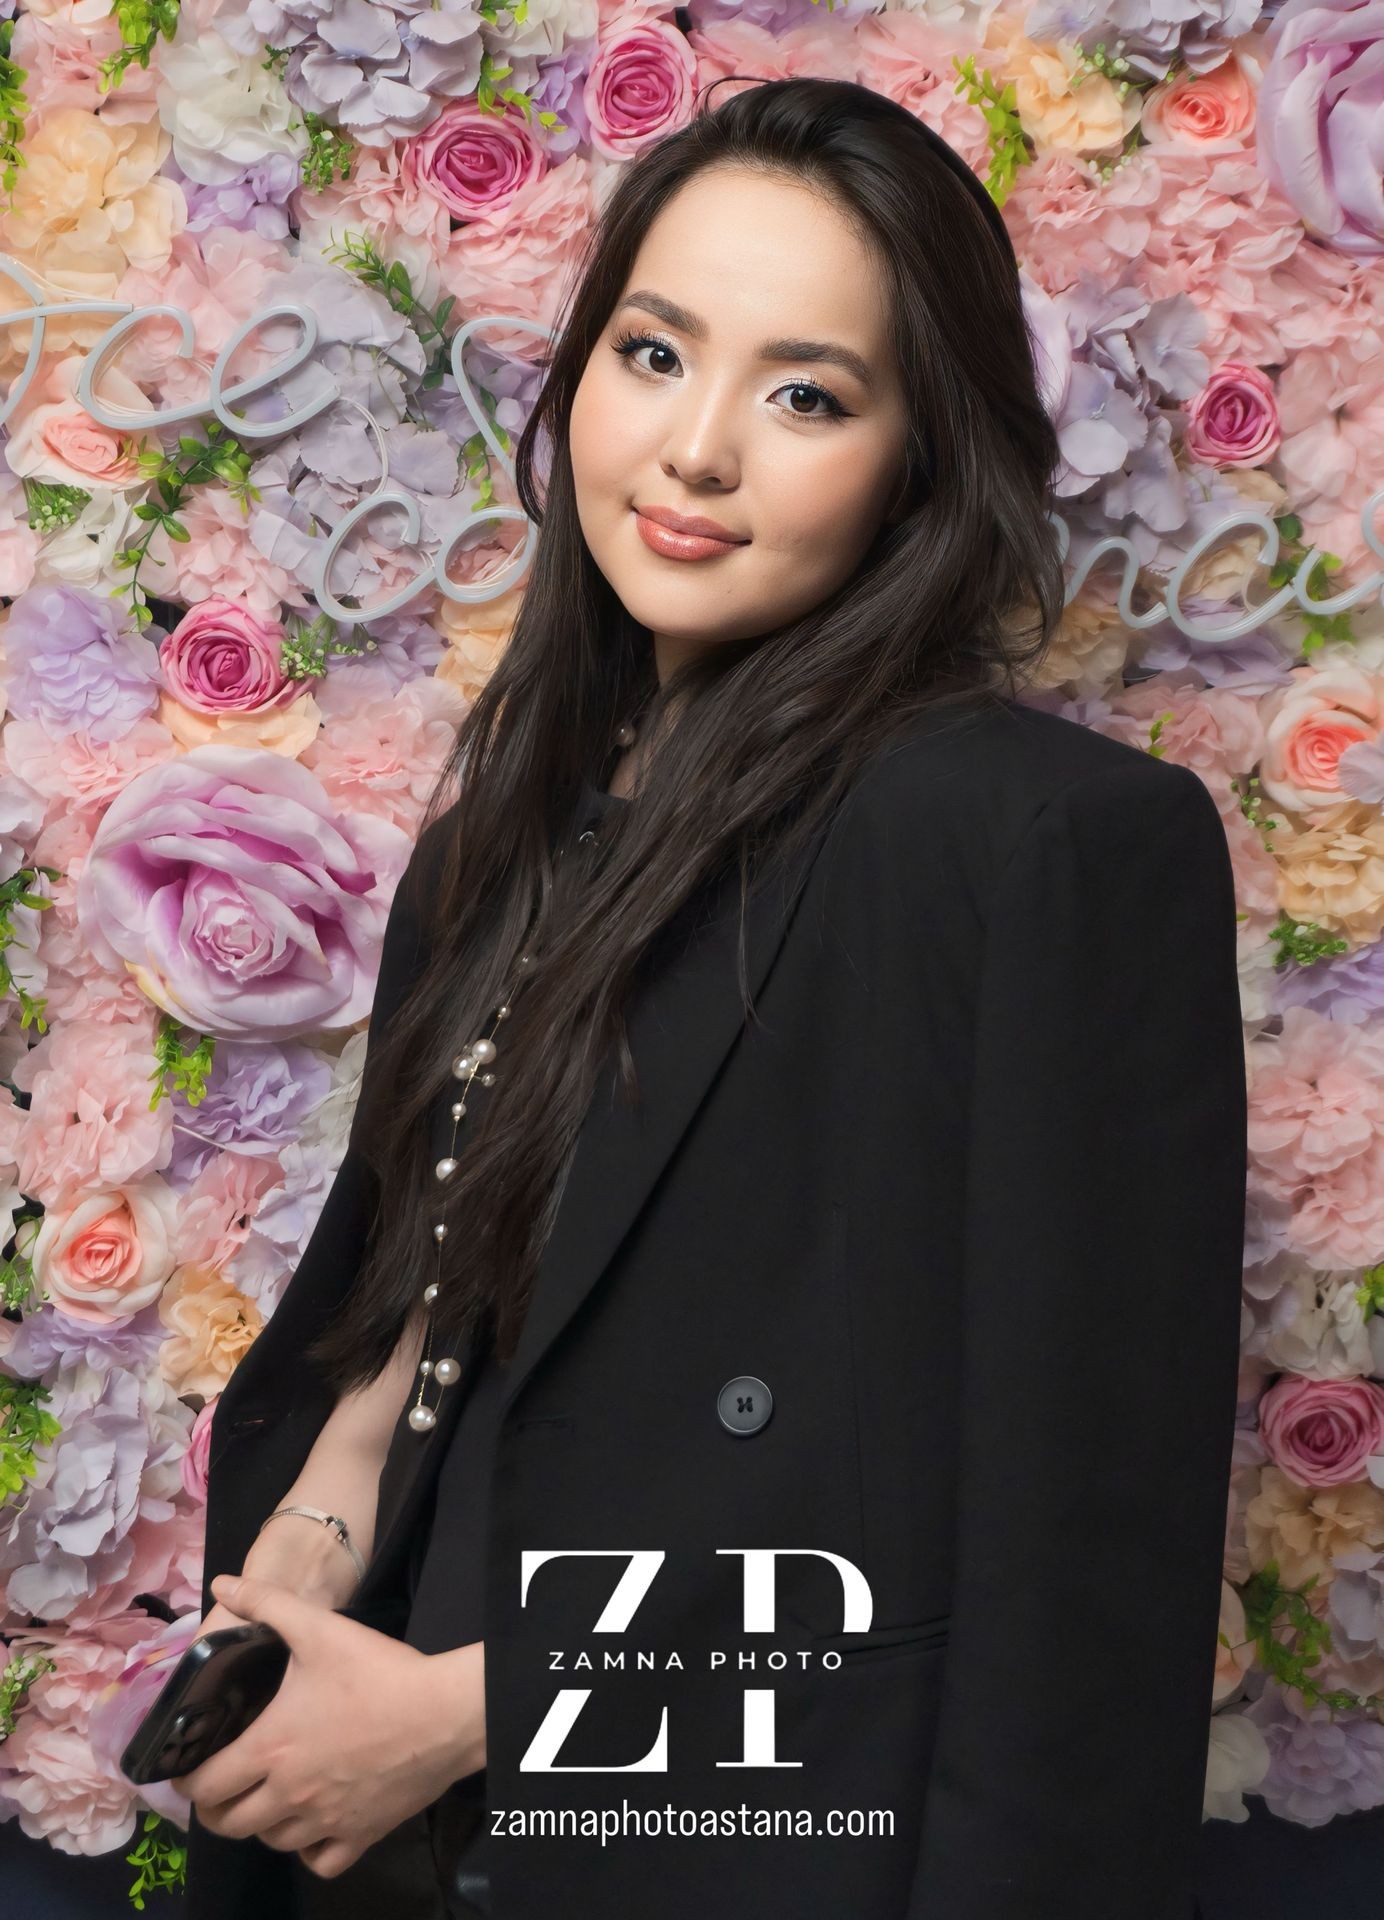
{"left": 2, "top": 352, "right": 152, "bottom": 490}
{"left": 1141, "top": 54, "right": 1257, "bottom": 149}
{"left": 1258, "top": 664, "right": 1384, "bottom": 817}
{"left": 158, "top": 1264, "right": 262, "bottom": 1399}
{"left": 31, "top": 1178, "right": 181, "bottom": 1325}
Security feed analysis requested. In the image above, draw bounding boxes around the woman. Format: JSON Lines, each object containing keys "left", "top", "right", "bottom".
{"left": 180, "top": 77, "right": 1246, "bottom": 1920}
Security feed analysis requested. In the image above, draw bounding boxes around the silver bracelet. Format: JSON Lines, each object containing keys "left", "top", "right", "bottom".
{"left": 256, "top": 1504, "right": 366, "bottom": 1583}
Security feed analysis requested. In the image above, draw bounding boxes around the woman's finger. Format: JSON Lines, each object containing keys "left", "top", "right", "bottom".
{"left": 258, "top": 1814, "right": 325, "bottom": 1853}
{"left": 297, "top": 1835, "right": 365, "bottom": 1880}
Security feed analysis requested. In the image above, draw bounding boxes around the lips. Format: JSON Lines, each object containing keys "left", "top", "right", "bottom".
{"left": 633, "top": 504, "right": 749, "bottom": 563}
{"left": 636, "top": 504, "right": 748, "bottom": 542}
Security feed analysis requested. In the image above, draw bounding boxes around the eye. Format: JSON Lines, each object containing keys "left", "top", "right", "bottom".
{"left": 610, "top": 328, "right": 850, "bottom": 422}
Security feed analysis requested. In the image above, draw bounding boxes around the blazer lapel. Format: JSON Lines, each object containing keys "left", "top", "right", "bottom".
{"left": 355, "top": 805, "right": 839, "bottom": 1607}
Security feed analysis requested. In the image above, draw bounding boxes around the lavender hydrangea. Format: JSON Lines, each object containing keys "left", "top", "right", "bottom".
{"left": 2, "top": 584, "right": 160, "bottom": 746}
{"left": 173, "top": 153, "right": 302, "bottom": 243}
{"left": 1243, "top": 1682, "right": 1384, "bottom": 1824}
{"left": 165, "top": 1040, "right": 335, "bottom": 1182}
{"left": 1024, "top": 0, "right": 1264, "bottom": 81}
{"left": 1325, "top": 1550, "right": 1384, "bottom": 1661}
{"left": 221, "top": 0, "right": 486, "bottom": 147}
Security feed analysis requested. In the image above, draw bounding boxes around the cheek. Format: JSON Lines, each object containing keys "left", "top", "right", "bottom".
{"left": 755, "top": 439, "right": 895, "bottom": 575}
{"left": 570, "top": 360, "right": 640, "bottom": 508}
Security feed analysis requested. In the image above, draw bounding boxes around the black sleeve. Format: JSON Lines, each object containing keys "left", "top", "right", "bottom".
{"left": 905, "top": 758, "right": 1248, "bottom": 1919}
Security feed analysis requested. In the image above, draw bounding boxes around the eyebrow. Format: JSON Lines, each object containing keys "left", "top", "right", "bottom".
{"left": 615, "top": 289, "right": 876, "bottom": 393}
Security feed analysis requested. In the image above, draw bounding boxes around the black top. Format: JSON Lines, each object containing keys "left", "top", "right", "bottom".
{"left": 375, "top": 773, "right": 630, "bottom": 1659}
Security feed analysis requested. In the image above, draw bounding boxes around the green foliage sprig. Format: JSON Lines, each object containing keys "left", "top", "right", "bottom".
{"left": 1234, "top": 1561, "right": 1384, "bottom": 1715}
{"left": 0, "top": 864, "right": 60, "bottom": 1035}
{"left": 1268, "top": 514, "right": 1355, "bottom": 659}
{"left": 23, "top": 480, "right": 91, "bottom": 535}
{"left": 0, "top": 20, "right": 29, "bottom": 202}
{"left": 0, "top": 1379, "right": 60, "bottom": 1505}
{"left": 1267, "top": 909, "right": 1351, "bottom": 971}
{"left": 149, "top": 1015, "right": 216, "bottom": 1111}
{"left": 127, "top": 1811, "right": 188, "bottom": 1909}
{"left": 299, "top": 110, "right": 355, "bottom": 193}
{"left": 951, "top": 54, "right": 1029, "bottom": 207}
{"left": 115, "top": 421, "right": 259, "bottom": 625}
{"left": 0, "top": 1209, "right": 41, "bottom": 1313}
{"left": 1353, "top": 1262, "right": 1384, "bottom": 1322}
{"left": 0, "top": 1647, "right": 56, "bottom": 1740}
{"left": 100, "top": 0, "right": 181, "bottom": 92}
{"left": 324, "top": 231, "right": 458, "bottom": 390}
{"left": 474, "top": 45, "right": 564, "bottom": 133}
{"left": 280, "top": 610, "right": 378, "bottom": 680}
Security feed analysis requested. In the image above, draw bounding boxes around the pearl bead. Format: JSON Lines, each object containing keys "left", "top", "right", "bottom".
{"left": 451, "top": 1053, "right": 474, "bottom": 1078}
{"left": 497, "top": 1004, "right": 511, "bottom": 1019}
{"left": 419, "top": 1358, "right": 433, "bottom": 1375}
{"left": 408, "top": 1404, "right": 437, "bottom": 1432}
{"left": 471, "top": 1037, "right": 497, "bottom": 1065}
{"left": 451, "top": 1101, "right": 466, "bottom": 1121}
{"left": 433, "top": 1356, "right": 461, "bottom": 1386}
{"left": 423, "top": 1283, "right": 438, "bottom": 1304}
{"left": 480, "top": 1072, "right": 496, "bottom": 1088}
{"left": 433, "top": 1222, "right": 447, "bottom": 1242}
{"left": 435, "top": 1156, "right": 458, "bottom": 1181}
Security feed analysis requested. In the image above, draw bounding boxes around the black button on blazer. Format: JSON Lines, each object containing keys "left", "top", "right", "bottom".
{"left": 190, "top": 696, "right": 1248, "bottom": 1920}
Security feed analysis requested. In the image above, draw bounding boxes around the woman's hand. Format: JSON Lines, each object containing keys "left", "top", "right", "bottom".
{"left": 173, "top": 1572, "right": 486, "bottom": 1880}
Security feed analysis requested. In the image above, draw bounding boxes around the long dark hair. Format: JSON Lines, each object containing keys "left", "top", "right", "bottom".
{"left": 311, "top": 75, "right": 1064, "bottom": 1392}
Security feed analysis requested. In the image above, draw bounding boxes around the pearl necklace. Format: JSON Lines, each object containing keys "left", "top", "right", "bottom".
{"left": 406, "top": 722, "right": 637, "bottom": 1435}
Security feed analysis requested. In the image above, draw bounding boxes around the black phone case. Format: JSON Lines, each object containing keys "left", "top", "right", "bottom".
{"left": 119, "top": 1622, "right": 290, "bottom": 1786}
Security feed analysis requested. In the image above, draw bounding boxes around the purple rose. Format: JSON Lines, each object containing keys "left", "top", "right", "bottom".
{"left": 1258, "top": 0, "right": 1384, "bottom": 257}
{"left": 75, "top": 747, "right": 413, "bottom": 1040}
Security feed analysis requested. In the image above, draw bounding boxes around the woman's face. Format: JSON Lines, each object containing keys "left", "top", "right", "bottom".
{"left": 569, "top": 164, "right": 910, "bottom": 682}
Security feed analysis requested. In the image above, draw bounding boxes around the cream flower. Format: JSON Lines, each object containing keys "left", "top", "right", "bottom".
{"left": 1273, "top": 800, "right": 1384, "bottom": 947}
{"left": 1244, "top": 1464, "right": 1384, "bottom": 1587}
{"left": 984, "top": 14, "right": 1137, "bottom": 157}
{"left": 155, "top": 30, "right": 307, "bottom": 187}
{"left": 158, "top": 1264, "right": 263, "bottom": 1399}
{"left": 0, "top": 107, "right": 183, "bottom": 302}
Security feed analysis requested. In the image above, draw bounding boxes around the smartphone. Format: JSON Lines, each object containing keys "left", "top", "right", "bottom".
{"left": 119, "top": 1622, "right": 290, "bottom": 1787}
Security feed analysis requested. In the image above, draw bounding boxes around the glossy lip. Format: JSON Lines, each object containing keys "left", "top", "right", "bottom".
{"left": 635, "top": 503, "right": 749, "bottom": 543}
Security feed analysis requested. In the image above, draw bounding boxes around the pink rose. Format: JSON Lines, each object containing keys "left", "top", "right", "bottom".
{"left": 1184, "top": 362, "right": 1281, "bottom": 467}
{"left": 161, "top": 597, "right": 295, "bottom": 716}
{"left": 181, "top": 1398, "right": 217, "bottom": 1503}
{"left": 31, "top": 1179, "right": 181, "bottom": 1325}
{"left": 584, "top": 19, "right": 698, "bottom": 162}
{"left": 76, "top": 746, "right": 413, "bottom": 1040}
{"left": 404, "top": 99, "right": 548, "bottom": 225}
{"left": 1140, "top": 55, "right": 1257, "bottom": 149}
{"left": 1259, "top": 1374, "right": 1384, "bottom": 1488}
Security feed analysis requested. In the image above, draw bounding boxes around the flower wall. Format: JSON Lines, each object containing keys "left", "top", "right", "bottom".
{"left": 0, "top": 0, "right": 1380, "bottom": 1881}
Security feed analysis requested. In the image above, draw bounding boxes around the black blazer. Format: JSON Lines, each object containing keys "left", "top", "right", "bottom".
{"left": 191, "top": 695, "right": 1247, "bottom": 1920}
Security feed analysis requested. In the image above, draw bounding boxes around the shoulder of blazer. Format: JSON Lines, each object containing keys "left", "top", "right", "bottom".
{"left": 815, "top": 694, "right": 1218, "bottom": 916}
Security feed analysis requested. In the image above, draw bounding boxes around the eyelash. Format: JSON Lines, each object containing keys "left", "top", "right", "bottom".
{"left": 610, "top": 327, "right": 851, "bottom": 422}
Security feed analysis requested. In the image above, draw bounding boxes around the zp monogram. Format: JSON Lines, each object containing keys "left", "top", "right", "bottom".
{"left": 518, "top": 1547, "right": 872, "bottom": 1774}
